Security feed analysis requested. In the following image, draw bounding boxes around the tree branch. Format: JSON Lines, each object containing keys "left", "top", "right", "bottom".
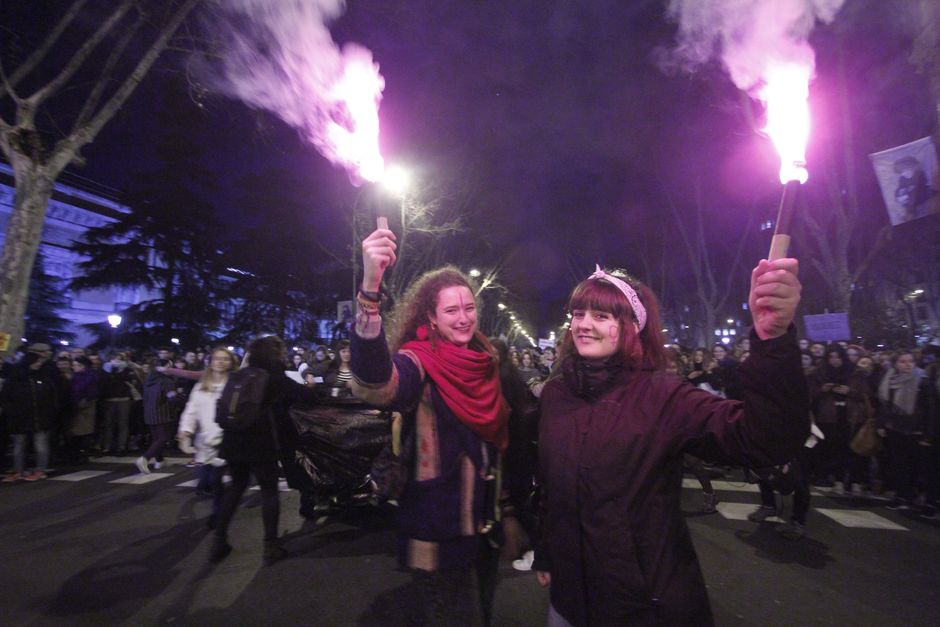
{"left": 0, "top": 0, "right": 90, "bottom": 101}
{"left": 71, "top": 9, "right": 145, "bottom": 134}
{"left": 26, "top": 1, "right": 135, "bottom": 112}
{"left": 49, "top": 0, "right": 202, "bottom": 175}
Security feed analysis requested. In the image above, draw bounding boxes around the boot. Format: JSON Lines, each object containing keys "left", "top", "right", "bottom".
{"left": 263, "top": 540, "right": 288, "bottom": 566}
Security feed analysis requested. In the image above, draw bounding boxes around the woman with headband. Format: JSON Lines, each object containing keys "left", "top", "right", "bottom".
{"left": 533, "top": 260, "right": 807, "bottom": 626}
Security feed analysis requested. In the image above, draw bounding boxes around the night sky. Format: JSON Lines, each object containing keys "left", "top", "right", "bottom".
{"left": 5, "top": 0, "right": 936, "bottom": 337}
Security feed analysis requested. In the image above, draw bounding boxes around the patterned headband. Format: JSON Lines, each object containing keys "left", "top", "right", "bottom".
{"left": 587, "top": 265, "right": 647, "bottom": 331}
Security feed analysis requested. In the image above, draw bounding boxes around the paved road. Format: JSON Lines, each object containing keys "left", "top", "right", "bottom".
{"left": 1, "top": 457, "right": 938, "bottom": 626}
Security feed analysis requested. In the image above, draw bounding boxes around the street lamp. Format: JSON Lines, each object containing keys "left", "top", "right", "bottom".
{"left": 107, "top": 313, "right": 122, "bottom": 350}
{"left": 469, "top": 268, "right": 481, "bottom": 278}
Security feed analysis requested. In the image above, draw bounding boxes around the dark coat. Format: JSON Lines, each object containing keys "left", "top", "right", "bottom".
{"left": 535, "top": 329, "right": 809, "bottom": 627}
{"left": 218, "top": 370, "right": 321, "bottom": 463}
{"left": 1, "top": 362, "right": 59, "bottom": 434}
{"left": 143, "top": 372, "right": 178, "bottom": 426}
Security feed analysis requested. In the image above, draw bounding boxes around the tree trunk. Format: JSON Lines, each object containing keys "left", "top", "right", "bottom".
{"left": 0, "top": 165, "right": 54, "bottom": 350}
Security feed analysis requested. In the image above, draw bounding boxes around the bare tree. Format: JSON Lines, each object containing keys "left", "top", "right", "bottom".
{"left": 666, "top": 180, "right": 754, "bottom": 346}
{"left": 0, "top": 0, "right": 201, "bottom": 355}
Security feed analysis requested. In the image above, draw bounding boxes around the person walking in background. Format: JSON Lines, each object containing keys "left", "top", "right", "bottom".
{"left": 136, "top": 359, "right": 179, "bottom": 474}
{"left": 178, "top": 347, "right": 236, "bottom": 528}
{"left": 210, "top": 335, "right": 321, "bottom": 566}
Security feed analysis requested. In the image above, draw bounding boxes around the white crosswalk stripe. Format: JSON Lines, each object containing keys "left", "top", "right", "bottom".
{"left": 51, "top": 470, "right": 112, "bottom": 482}
{"left": 815, "top": 508, "right": 908, "bottom": 530}
{"left": 109, "top": 472, "right": 175, "bottom": 485}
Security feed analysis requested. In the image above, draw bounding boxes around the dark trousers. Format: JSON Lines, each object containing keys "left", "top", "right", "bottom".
{"left": 199, "top": 464, "right": 226, "bottom": 514}
{"left": 758, "top": 450, "right": 811, "bottom": 524}
{"left": 684, "top": 454, "right": 714, "bottom": 493}
{"left": 142, "top": 422, "right": 175, "bottom": 462}
{"left": 215, "top": 460, "right": 280, "bottom": 541}
{"left": 885, "top": 430, "right": 923, "bottom": 501}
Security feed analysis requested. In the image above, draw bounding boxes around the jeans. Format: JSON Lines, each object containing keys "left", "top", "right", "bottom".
{"left": 12, "top": 431, "right": 50, "bottom": 473}
{"left": 100, "top": 399, "right": 131, "bottom": 453}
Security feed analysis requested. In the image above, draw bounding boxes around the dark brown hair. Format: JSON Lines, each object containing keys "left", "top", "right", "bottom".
{"left": 247, "top": 335, "right": 286, "bottom": 372}
{"left": 558, "top": 270, "right": 667, "bottom": 370}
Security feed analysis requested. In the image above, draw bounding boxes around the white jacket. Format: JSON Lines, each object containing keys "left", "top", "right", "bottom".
{"left": 178, "top": 382, "right": 225, "bottom": 465}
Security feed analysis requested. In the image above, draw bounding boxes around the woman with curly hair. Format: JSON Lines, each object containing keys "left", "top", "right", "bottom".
{"left": 533, "top": 261, "right": 807, "bottom": 626}
{"left": 351, "top": 226, "right": 509, "bottom": 626}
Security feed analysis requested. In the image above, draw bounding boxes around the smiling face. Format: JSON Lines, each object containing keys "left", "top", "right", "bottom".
{"left": 712, "top": 345, "right": 727, "bottom": 361}
{"left": 429, "top": 285, "right": 477, "bottom": 348}
{"left": 571, "top": 308, "right": 620, "bottom": 361}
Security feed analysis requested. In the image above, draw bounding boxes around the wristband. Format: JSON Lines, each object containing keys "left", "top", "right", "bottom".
{"left": 359, "top": 287, "right": 382, "bottom": 303}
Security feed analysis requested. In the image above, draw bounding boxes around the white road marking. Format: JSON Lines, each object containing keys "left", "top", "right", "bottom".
{"left": 51, "top": 470, "right": 112, "bottom": 482}
{"left": 815, "top": 508, "right": 908, "bottom": 530}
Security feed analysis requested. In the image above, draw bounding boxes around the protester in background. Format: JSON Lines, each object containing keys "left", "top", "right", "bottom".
{"left": 533, "top": 260, "right": 806, "bottom": 626}
{"left": 1, "top": 345, "right": 59, "bottom": 482}
{"left": 98, "top": 352, "right": 138, "bottom": 456}
{"left": 178, "top": 347, "right": 236, "bottom": 527}
{"left": 324, "top": 339, "right": 353, "bottom": 393}
{"left": 210, "top": 335, "right": 321, "bottom": 566}
{"left": 68, "top": 357, "right": 99, "bottom": 465}
{"left": 670, "top": 349, "right": 720, "bottom": 514}
{"left": 491, "top": 338, "right": 539, "bottom": 572}
{"left": 539, "top": 347, "right": 556, "bottom": 376}
{"left": 810, "top": 343, "right": 871, "bottom": 492}
{"left": 877, "top": 352, "right": 926, "bottom": 510}
{"left": 136, "top": 359, "right": 179, "bottom": 474}
{"left": 352, "top": 225, "right": 509, "bottom": 627}
{"left": 517, "top": 350, "right": 542, "bottom": 385}
{"left": 306, "top": 345, "right": 331, "bottom": 380}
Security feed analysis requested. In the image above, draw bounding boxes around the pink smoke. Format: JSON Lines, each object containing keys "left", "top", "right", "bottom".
{"left": 665, "top": 0, "right": 845, "bottom": 182}
{"left": 206, "top": 0, "right": 384, "bottom": 183}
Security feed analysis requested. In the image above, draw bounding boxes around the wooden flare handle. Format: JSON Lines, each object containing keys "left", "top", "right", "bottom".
{"left": 768, "top": 234, "right": 791, "bottom": 261}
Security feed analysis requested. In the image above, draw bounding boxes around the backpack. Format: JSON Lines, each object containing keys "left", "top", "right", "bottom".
{"left": 216, "top": 367, "right": 270, "bottom": 431}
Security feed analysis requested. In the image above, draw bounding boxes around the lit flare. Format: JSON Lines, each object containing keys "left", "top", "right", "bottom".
{"left": 759, "top": 62, "right": 811, "bottom": 184}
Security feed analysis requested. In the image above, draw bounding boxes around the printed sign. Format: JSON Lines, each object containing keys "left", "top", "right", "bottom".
{"left": 803, "top": 313, "right": 851, "bottom": 342}
{"left": 869, "top": 136, "right": 940, "bottom": 226}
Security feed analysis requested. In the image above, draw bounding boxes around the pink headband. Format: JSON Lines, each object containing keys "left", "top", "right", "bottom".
{"left": 588, "top": 265, "right": 647, "bottom": 331}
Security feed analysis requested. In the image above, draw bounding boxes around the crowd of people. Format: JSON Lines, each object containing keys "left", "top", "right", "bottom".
{"left": 1, "top": 249, "right": 939, "bottom": 625}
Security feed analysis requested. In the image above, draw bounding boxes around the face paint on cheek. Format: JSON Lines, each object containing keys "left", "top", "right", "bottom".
{"left": 608, "top": 325, "right": 619, "bottom": 340}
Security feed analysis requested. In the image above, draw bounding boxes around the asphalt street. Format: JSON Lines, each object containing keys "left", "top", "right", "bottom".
{"left": 1, "top": 456, "right": 938, "bottom": 626}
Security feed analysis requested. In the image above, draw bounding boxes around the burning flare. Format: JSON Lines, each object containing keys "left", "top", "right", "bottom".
{"left": 324, "top": 45, "right": 385, "bottom": 184}
{"left": 759, "top": 62, "right": 811, "bottom": 184}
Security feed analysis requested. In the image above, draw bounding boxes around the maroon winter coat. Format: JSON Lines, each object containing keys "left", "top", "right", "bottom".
{"left": 535, "top": 329, "right": 809, "bottom": 626}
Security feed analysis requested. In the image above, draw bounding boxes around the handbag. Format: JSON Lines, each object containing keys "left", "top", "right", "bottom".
{"left": 850, "top": 418, "right": 883, "bottom": 457}
{"left": 369, "top": 413, "right": 413, "bottom": 501}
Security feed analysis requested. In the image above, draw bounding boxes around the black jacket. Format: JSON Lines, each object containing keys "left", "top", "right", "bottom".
{"left": 1, "top": 361, "right": 59, "bottom": 434}
{"left": 535, "top": 328, "right": 809, "bottom": 626}
{"left": 218, "top": 370, "right": 321, "bottom": 463}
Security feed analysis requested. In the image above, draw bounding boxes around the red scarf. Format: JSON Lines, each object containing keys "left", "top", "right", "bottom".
{"left": 401, "top": 325, "right": 510, "bottom": 451}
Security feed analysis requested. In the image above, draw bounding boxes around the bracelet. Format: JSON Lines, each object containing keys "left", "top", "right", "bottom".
{"left": 358, "top": 287, "right": 382, "bottom": 303}
{"left": 356, "top": 293, "right": 381, "bottom": 313}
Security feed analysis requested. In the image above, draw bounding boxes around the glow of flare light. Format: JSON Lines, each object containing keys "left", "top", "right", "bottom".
{"left": 759, "top": 62, "right": 811, "bottom": 184}
{"left": 324, "top": 47, "right": 385, "bottom": 184}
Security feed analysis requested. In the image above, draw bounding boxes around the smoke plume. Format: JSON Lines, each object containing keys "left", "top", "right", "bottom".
{"left": 199, "top": 0, "right": 384, "bottom": 181}
{"left": 664, "top": 0, "right": 845, "bottom": 94}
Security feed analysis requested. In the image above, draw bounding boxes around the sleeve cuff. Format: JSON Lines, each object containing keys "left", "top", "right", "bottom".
{"left": 350, "top": 327, "right": 393, "bottom": 385}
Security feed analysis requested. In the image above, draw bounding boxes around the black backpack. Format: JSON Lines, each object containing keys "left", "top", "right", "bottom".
{"left": 216, "top": 367, "right": 270, "bottom": 431}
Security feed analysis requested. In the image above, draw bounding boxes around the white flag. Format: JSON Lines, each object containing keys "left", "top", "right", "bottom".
{"left": 869, "top": 136, "right": 940, "bottom": 226}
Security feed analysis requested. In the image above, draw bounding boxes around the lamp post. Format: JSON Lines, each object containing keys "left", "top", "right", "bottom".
{"left": 107, "top": 313, "right": 122, "bottom": 351}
